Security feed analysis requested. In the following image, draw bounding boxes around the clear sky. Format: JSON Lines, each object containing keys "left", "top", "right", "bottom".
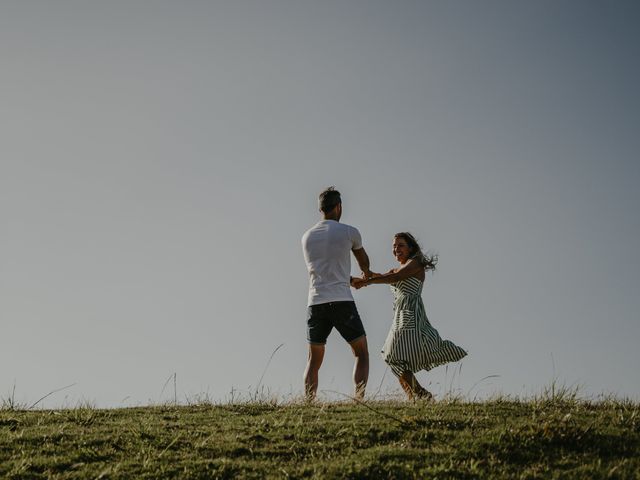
{"left": 2, "top": 1, "right": 639, "bottom": 408}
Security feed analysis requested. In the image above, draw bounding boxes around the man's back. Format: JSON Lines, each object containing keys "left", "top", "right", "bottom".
{"left": 302, "top": 219, "right": 362, "bottom": 306}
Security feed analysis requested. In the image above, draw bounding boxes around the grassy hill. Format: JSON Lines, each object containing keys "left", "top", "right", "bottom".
{"left": 1, "top": 395, "right": 639, "bottom": 479}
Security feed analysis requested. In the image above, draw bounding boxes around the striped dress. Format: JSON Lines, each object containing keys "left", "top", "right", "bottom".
{"left": 381, "top": 277, "right": 467, "bottom": 377}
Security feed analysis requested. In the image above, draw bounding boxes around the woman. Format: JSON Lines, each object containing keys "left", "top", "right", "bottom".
{"left": 353, "top": 233, "right": 467, "bottom": 400}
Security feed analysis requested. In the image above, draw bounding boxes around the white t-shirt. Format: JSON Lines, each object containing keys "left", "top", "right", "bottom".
{"left": 302, "top": 219, "right": 363, "bottom": 306}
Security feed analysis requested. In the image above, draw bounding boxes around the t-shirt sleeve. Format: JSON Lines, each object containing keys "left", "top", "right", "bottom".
{"left": 350, "top": 226, "right": 363, "bottom": 250}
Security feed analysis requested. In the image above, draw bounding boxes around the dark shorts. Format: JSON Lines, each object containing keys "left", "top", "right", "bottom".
{"left": 307, "top": 301, "right": 366, "bottom": 345}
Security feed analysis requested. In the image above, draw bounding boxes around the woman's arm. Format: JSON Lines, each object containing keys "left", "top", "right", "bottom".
{"left": 361, "top": 260, "right": 423, "bottom": 286}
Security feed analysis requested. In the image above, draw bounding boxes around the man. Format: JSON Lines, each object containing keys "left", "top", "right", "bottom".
{"left": 301, "top": 187, "right": 371, "bottom": 400}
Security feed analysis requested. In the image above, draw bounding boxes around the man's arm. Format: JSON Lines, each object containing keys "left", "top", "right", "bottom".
{"left": 352, "top": 247, "right": 372, "bottom": 279}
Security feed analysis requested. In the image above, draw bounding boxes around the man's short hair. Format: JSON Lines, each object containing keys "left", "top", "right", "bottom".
{"left": 319, "top": 187, "right": 341, "bottom": 213}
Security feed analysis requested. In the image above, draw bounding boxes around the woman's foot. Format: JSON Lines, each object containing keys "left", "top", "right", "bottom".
{"left": 399, "top": 372, "right": 432, "bottom": 401}
{"left": 414, "top": 386, "right": 433, "bottom": 401}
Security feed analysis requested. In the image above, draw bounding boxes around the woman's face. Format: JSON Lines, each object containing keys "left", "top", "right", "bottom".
{"left": 392, "top": 237, "right": 411, "bottom": 264}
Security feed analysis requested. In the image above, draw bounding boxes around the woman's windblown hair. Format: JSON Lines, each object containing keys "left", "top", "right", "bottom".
{"left": 395, "top": 232, "right": 438, "bottom": 272}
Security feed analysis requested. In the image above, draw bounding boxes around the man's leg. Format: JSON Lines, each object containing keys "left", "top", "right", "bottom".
{"left": 303, "top": 343, "right": 325, "bottom": 401}
{"left": 349, "top": 336, "right": 369, "bottom": 400}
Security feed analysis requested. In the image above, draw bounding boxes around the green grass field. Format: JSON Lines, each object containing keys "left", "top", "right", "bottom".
{"left": 1, "top": 395, "right": 639, "bottom": 479}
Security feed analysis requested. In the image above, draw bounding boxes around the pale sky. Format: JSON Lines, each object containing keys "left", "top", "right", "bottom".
{"left": 2, "top": 1, "right": 639, "bottom": 407}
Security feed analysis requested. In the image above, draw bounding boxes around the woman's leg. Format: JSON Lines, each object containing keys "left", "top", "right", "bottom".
{"left": 398, "top": 374, "right": 415, "bottom": 399}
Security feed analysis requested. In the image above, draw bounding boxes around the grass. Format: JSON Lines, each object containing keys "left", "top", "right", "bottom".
{"left": 1, "top": 392, "right": 639, "bottom": 479}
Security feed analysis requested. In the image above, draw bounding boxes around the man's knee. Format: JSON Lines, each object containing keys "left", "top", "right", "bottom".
{"left": 307, "top": 344, "right": 325, "bottom": 368}
{"left": 355, "top": 348, "right": 369, "bottom": 360}
{"left": 349, "top": 336, "right": 369, "bottom": 359}
{"left": 306, "top": 358, "right": 323, "bottom": 370}
{"left": 357, "top": 351, "right": 370, "bottom": 364}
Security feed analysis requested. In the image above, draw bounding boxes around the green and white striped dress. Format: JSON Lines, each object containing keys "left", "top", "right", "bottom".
{"left": 381, "top": 277, "right": 467, "bottom": 377}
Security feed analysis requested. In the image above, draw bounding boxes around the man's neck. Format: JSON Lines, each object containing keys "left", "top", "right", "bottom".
{"left": 323, "top": 214, "right": 339, "bottom": 222}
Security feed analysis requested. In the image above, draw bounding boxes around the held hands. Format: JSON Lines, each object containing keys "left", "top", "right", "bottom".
{"left": 351, "top": 277, "right": 367, "bottom": 289}
{"left": 351, "top": 270, "right": 382, "bottom": 289}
